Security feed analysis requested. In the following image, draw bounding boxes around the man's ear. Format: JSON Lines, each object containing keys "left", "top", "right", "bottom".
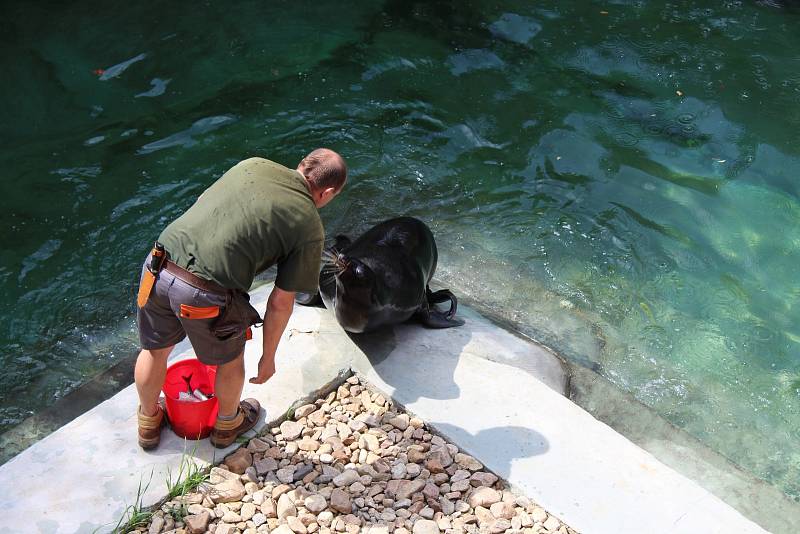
{"left": 321, "top": 187, "right": 336, "bottom": 202}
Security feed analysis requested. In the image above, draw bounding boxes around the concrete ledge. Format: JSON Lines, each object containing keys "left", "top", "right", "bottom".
{"left": 0, "top": 284, "right": 770, "bottom": 533}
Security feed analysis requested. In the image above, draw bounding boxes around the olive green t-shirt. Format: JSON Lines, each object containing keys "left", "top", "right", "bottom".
{"left": 158, "top": 157, "right": 323, "bottom": 293}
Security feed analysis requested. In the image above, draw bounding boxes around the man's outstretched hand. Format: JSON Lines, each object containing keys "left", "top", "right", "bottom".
{"left": 249, "top": 354, "right": 276, "bottom": 384}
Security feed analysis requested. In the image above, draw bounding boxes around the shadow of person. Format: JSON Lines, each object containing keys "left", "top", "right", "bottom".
{"left": 348, "top": 315, "right": 472, "bottom": 403}
{"left": 431, "top": 422, "right": 549, "bottom": 480}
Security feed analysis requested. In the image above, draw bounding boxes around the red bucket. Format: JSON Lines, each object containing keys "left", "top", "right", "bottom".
{"left": 162, "top": 359, "right": 219, "bottom": 439}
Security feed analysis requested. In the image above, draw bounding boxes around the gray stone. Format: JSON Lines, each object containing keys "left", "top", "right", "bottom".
{"left": 320, "top": 425, "right": 339, "bottom": 441}
{"left": 348, "top": 419, "right": 367, "bottom": 432}
{"left": 387, "top": 478, "right": 426, "bottom": 500}
{"left": 148, "top": 515, "right": 164, "bottom": 534}
{"left": 277, "top": 493, "right": 298, "bottom": 519}
{"left": 427, "top": 449, "right": 453, "bottom": 469}
{"left": 475, "top": 506, "right": 494, "bottom": 525}
{"left": 394, "top": 498, "right": 412, "bottom": 508}
{"left": 277, "top": 466, "right": 296, "bottom": 484}
{"left": 269, "top": 484, "right": 288, "bottom": 498}
{"left": 490, "top": 501, "right": 514, "bottom": 520}
{"left": 305, "top": 494, "right": 327, "bottom": 513}
{"left": 252, "top": 512, "right": 267, "bottom": 527}
{"left": 387, "top": 414, "right": 410, "bottom": 430}
{"left": 247, "top": 437, "right": 271, "bottom": 453}
{"left": 349, "top": 481, "right": 366, "bottom": 494}
{"left": 209, "top": 479, "right": 246, "bottom": 503}
{"left": 333, "top": 469, "right": 360, "bottom": 487}
{"left": 281, "top": 420, "right": 304, "bottom": 440}
{"left": 422, "top": 483, "right": 439, "bottom": 499}
{"left": 450, "top": 479, "right": 470, "bottom": 492}
{"left": 294, "top": 404, "right": 317, "bottom": 419}
{"left": 215, "top": 524, "right": 236, "bottom": 534}
{"left": 489, "top": 519, "right": 512, "bottom": 533}
{"left": 419, "top": 506, "right": 435, "bottom": 519}
{"left": 308, "top": 409, "right": 327, "bottom": 426}
{"left": 221, "top": 510, "right": 242, "bottom": 523}
{"left": 240, "top": 502, "right": 257, "bottom": 521}
{"left": 317, "top": 510, "right": 334, "bottom": 526}
{"left": 244, "top": 466, "right": 259, "bottom": 483}
{"left": 439, "top": 497, "right": 455, "bottom": 515}
{"left": 255, "top": 457, "right": 278, "bottom": 476}
{"left": 209, "top": 467, "right": 240, "bottom": 484}
{"left": 293, "top": 464, "right": 315, "bottom": 482}
{"left": 468, "top": 487, "right": 501, "bottom": 508}
{"left": 330, "top": 488, "right": 352, "bottom": 513}
{"left": 544, "top": 516, "right": 561, "bottom": 531}
{"left": 186, "top": 504, "right": 206, "bottom": 515}
{"left": 412, "top": 519, "right": 440, "bottom": 534}
{"left": 359, "top": 434, "right": 380, "bottom": 451}
{"left": 288, "top": 515, "right": 308, "bottom": 533}
{"left": 454, "top": 453, "right": 483, "bottom": 471}
{"left": 451, "top": 469, "right": 471, "bottom": 483}
{"left": 380, "top": 509, "right": 397, "bottom": 522}
{"left": 518, "top": 510, "right": 533, "bottom": 527}
{"left": 391, "top": 463, "right": 407, "bottom": 479}
{"left": 470, "top": 472, "right": 498, "bottom": 487}
{"left": 530, "top": 507, "right": 548, "bottom": 522}
{"left": 261, "top": 498, "right": 277, "bottom": 518}
{"left": 298, "top": 439, "right": 320, "bottom": 452}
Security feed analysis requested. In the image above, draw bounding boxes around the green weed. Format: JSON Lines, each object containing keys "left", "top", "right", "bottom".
{"left": 165, "top": 450, "right": 209, "bottom": 500}
{"left": 108, "top": 469, "right": 154, "bottom": 533}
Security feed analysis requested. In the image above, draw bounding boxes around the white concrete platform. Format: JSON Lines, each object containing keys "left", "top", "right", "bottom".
{"left": 0, "top": 283, "right": 771, "bottom": 533}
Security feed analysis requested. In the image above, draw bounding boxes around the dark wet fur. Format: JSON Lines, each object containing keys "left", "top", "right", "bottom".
{"left": 297, "top": 217, "right": 464, "bottom": 333}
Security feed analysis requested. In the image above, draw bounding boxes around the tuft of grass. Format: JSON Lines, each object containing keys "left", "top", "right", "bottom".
{"left": 284, "top": 406, "right": 295, "bottom": 420}
{"left": 165, "top": 443, "right": 210, "bottom": 500}
{"left": 108, "top": 469, "right": 154, "bottom": 533}
{"left": 105, "top": 443, "right": 218, "bottom": 533}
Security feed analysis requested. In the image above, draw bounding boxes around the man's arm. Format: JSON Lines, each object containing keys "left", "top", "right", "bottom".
{"left": 249, "top": 285, "right": 295, "bottom": 384}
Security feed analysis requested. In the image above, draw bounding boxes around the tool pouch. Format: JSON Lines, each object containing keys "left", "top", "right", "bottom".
{"left": 137, "top": 242, "right": 166, "bottom": 308}
{"left": 211, "top": 290, "right": 263, "bottom": 340}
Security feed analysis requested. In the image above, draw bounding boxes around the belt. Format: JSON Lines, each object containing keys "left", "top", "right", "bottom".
{"left": 163, "top": 260, "right": 228, "bottom": 295}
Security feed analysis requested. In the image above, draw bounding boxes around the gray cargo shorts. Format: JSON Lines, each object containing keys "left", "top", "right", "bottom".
{"left": 136, "top": 259, "right": 249, "bottom": 366}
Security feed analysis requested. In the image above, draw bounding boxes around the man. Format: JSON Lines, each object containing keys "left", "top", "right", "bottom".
{"left": 134, "top": 149, "right": 346, "bottom": 449}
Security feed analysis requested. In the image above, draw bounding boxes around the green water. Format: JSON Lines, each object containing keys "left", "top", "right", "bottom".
{"left": 2, "top": 0, "right": 799, "bottom": 498}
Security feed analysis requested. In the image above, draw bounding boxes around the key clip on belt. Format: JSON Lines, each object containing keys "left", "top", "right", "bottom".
{"left": 148, "top": 241, "right": 167, "bottom": 274}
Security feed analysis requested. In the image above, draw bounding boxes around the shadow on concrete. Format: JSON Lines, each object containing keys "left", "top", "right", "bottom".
{"left": 433, "top": 422, "right": 549, "bottom": 480}
{"left": 348, "top": 320, "right": 469, "bottom": 403}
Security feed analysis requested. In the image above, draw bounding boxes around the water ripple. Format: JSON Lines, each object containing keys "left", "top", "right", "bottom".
{"left": 137, "top": 115, "right": 236, "bottom": 155}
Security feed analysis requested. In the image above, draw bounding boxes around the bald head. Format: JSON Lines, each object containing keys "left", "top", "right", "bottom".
{"left": 297, "top": 148, "right": 347, "bottom": 193}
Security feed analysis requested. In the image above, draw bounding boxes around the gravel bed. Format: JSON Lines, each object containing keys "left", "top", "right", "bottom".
{"left": 139, "top": 376, "right": 579, "bottom": 534}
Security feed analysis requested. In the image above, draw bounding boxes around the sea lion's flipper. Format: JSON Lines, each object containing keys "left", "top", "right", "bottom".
{"left": 418, "top": 287, "right": 465, "bottom": 328}
{"left": 295, "top": 291, "right": 322, "bottom": 306}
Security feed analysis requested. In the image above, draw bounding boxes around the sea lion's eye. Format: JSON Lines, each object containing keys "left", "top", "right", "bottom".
{"left": 355, "top": 265, "right": 365, "bottom": 277}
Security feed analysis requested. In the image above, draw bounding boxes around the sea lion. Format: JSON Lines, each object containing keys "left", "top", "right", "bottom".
{"left": 297, "top": 217, "right": 465, "bottom": 333}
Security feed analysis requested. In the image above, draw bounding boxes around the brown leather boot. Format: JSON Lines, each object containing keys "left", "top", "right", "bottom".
{"left": 137, "top": 402, "right": 166, "bottom": 450}
{"left": 210, "top": 398, "right": 261, "bottom": 448}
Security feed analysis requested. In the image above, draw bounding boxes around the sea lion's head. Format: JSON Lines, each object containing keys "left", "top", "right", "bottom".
{"left": 333, "top": 255, "right": 378, "bottom": 333}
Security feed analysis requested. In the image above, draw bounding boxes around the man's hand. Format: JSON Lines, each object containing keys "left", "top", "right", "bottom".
{"left": 249, "top": 353, "right": 276, "bottom": 384}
